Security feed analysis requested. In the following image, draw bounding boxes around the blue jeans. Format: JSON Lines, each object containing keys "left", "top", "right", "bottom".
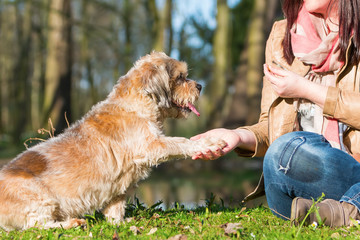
{"left": 263, "top": 131, "right": 360, "bottom": 220}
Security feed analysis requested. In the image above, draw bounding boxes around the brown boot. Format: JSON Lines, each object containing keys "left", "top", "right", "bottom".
{"left": 290, "top": 197, "right": 360, "bottom": 227}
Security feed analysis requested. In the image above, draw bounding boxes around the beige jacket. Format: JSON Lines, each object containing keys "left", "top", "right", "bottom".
{"left": 237, "top": 19, "right": 360, "bottom": 202}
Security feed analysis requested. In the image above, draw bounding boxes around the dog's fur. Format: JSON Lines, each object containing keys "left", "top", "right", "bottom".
{"left": 0, "top": 52, "right": 225, "bottom": 230}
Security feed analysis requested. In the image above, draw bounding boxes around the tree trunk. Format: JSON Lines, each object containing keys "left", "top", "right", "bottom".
{"left": 225, "top": 0, "right": 281, "bottom": 128}
{"left": 31, "top": 1, "right": 47, "bottom": 131}
{"left": 80, "top": 0, "right": 97, "bottom": 106}
{"left": 265, "top": 0, "right": 281, "bottom": 35}
{"left": 11, "top": 0, "right": 32, "bottom": 142}
{"left": 43, "top": 0, "right": 73, "bottom": 133}
{"left": 153, "top": 0, "right": 172, "bottom": 54}
{"left": 245, "top": 0, "right": 266, "bottom": 125}
{"left": 206, "top": 0, "right": 230, "bottom": 128}
{"left": 145, "top": 0, "right": 158, "bottom": 45}
{"left": 0, "top": 3, "right": 13, "bottom": 135}
{"left": 165, "top": 0, "right": 173, "bottom": 53}
{"left": 0, "top": 0, "right": 3, "bottom": 133}
{"left": 122, "top": 0, "right": 133, "bottom": 71}
{"left": 223, "top": 50, "right": 248, "bottom": 128}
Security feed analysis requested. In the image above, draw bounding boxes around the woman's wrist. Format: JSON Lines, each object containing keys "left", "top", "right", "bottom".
{"left": 302, "top": 81, "right": 327, "bottom": 108}
{"left": 233, "top": 128, "right": 256, "bottom": 152}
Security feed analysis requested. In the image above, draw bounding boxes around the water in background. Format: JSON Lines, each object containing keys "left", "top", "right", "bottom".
{"left": 128, "top": 156, "right": 264, "bottom": 209}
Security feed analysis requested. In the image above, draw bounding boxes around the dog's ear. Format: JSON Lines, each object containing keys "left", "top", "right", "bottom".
{"left": 141, "top": 62, "right": 172, "bottom": 108}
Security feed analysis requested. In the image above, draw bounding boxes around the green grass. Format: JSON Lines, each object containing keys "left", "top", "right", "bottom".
{"left": 1, "top": 196, "right": 360, "bottom": 240}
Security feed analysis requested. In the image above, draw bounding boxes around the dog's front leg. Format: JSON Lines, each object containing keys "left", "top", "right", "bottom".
{"left": 102, "top": 194, "right": 126, "bottom": 224}
{"left": 150, "top": 136, "right": 226, "bottom": 162}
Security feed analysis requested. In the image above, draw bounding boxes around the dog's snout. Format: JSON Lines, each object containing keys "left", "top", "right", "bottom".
{"left": 196, "top": 84, "right": 202, "bottom": 92}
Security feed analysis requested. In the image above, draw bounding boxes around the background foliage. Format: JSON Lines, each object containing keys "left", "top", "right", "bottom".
{"left": 0, "top": 0, "right": 282, "bottom": 146}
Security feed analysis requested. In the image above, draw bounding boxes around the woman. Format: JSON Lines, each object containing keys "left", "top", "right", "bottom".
{"left": 191, "top": 0, "right": 360, "bottom": 227}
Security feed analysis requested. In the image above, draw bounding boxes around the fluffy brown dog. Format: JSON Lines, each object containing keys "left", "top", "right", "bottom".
{"left": 0, "top": 52, "right": 225, "bottom": 230}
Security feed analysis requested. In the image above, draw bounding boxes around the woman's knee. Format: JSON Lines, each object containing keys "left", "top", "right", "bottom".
{"left": 263, "top": 131, "right": 328, "bottom": 182}
{"left": 264, "top": 132, "right": 310, "bottom": 169}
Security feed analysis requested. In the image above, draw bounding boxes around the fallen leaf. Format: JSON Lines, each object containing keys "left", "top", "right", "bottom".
{"left": 129, "top": 225, "right": 141, "bottom": 235}
{"left": 331, "top": 232, "right": 340, "bottom": 239}
{"left": 183, "top": 226, "right": 195, "bottom": 234}
{"left": 147, "top": 227, "right": 158, "bottom": 235}
{"left": 125, "top": 217, "right": 134, "bottom": 223}
{"left": 220, "top": 222, "right": 243, "bottom": 235}
{"left": 168, "top": 234, "right": 188, "bottom": 240}
{"left": 112, "top": 230, "right": 119, "bottom": 240}
{"left": 236, "top": 207, "right": 248, "bottom": 218}
{"left": 239, "top": 207, "right": 247, "bottom": 213}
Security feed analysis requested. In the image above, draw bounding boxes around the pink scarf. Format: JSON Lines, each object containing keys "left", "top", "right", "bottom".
{"left": 291, "top": 6, "right": 344, "bottom": 149}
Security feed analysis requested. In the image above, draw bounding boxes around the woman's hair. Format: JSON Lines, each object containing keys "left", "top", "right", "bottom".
{"left": 282, "top": 0, "right": 360, "bottom": 65}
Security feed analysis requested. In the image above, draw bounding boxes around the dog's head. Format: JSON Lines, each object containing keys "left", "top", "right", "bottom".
{"left": 131, "top": 52, "right": 202, "bottom": 118}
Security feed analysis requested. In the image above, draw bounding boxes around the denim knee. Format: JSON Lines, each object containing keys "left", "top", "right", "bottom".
{"left": 264, "top": 132, "right": 307, "bottom": 173}
{"left": 263, "top": 131, "right": 327, "bottom": 183}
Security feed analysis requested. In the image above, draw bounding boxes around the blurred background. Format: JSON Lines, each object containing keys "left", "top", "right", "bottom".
{"left": 0, "top": 0, "right": 283, "bottom": 208}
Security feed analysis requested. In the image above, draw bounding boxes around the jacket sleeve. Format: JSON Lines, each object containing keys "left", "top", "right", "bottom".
{"left": 323, "top": 83, "right": 360, "bottom": 130}
{"left": 234, "top": 21, "right": 282, "bottom": 157}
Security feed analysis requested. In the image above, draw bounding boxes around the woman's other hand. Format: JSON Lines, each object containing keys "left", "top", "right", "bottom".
{"left": 263, "top": 64, "right": 328, "bottom": 108}
{"left": 264, "top": 64, "right": 308, "bottom": 98}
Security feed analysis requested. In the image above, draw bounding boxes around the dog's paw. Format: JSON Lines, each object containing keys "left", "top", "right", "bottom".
{"left": 64, "top": 218, "right": 87, "bottom": 229}
{"left": 194, "top": 137, "right": 227, "bottom": 153}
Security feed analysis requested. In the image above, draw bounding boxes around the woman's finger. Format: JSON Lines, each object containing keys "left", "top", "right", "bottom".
{"left": 204, "top": 150, "right": 216, "bottom": 160}
{"left": 264, "top": 65, "right": 279, "bottom": 84}
{"left": 267, "top": 64, "right": 287, "bottom": 76}
{"left": 192, "top": 152, "right": 204, "bottom": 160}
{"left": 222, "top": 145, "right": 232, "bottom": 153}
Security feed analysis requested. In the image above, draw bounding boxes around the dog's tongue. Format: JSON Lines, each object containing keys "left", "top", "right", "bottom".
{"left": 188, "top": 103, "right": 200, "bottom": 116}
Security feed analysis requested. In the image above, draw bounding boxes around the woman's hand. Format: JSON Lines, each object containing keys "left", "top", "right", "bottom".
{"left": 190, "top": 128, "right": 256, "bottom": 160}
{"left": 263, "top": 64, "right": 327, "bottom": 108}
{"left": 263, "top": 64, "right": 309, "bottom": 98}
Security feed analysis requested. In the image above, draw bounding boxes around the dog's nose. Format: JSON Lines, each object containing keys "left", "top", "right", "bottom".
{"left": 196, "top": 84, "right": 202, "bottom": 92}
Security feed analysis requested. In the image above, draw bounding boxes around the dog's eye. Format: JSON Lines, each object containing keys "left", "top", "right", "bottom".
{"left": 176, "top": 73, "right": 184, "bottom": 82}
{"left": 177, "top": 73, "right": 188, "bottom": 80}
